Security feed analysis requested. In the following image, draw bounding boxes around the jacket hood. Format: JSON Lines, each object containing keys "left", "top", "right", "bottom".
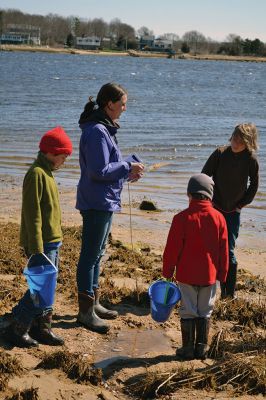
{"left": 79, "top": 108, "right": 120, "bottom": 130}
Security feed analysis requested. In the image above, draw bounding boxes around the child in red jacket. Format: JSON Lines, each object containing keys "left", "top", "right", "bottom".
{"left": 163, "top": 173, "right": 228, "bottom": 360}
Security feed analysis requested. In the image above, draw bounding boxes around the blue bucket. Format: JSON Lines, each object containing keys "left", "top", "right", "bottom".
{"left": 23, "top": 253, "right": 58, "bottom": 308}
{"left": 148, "top": 280, "right": 181, "bottom": 323}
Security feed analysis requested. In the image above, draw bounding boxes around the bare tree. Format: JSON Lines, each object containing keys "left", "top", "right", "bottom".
{"left": 182, "top": 30, "right": 206, "bottom": 54}
{"left": 88, "top": 18, "right": 108, "bottom": 38}
{"left": 137, "top": 26, "right": 154, "bottom": 37}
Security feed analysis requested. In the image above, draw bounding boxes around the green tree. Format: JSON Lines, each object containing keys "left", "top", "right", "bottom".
{"left": 66, "top": 32, "right": 74, "bottom": 47}
{"left": 181, "top": 42, "right": 190, "bottom": 53}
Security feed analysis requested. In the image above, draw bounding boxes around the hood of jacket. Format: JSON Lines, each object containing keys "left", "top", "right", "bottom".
{"left": 79, "top": 108, "right": 120, "bottom": 134}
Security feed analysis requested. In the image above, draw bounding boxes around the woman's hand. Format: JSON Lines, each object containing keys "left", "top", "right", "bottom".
{"left": 128, "top": 162, "right": 144, "bottom": 182}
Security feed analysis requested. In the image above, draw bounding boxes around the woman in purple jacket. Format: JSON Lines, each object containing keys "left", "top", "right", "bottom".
{"left": 76, "top": 83, "right": 144, "bottom": 333}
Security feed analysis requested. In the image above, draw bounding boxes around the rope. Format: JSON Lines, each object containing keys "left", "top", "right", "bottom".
{"left": 127, "top": 182, "right": 134, "bottom": 251}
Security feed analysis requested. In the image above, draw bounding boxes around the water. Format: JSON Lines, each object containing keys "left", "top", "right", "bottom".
{"left": 0, "top": 51, "right": 265, "bottom": 221}
{"left": 93, "top": 328, "right": 173, "bottom": 368}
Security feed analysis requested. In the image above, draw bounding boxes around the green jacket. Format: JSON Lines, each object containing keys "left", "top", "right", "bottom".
{"left": 20, "top": 152, "right": 62, "bottom": 254}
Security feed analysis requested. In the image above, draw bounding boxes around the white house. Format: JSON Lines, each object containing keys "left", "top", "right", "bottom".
{"left": 0, "top": 24, "right": 41, "bottom": 45}
{"left": 153, "top": 38, "right": 173, "bottom": 50}
{"left": 75, "top": 36, "right": 101, "bottom": 50}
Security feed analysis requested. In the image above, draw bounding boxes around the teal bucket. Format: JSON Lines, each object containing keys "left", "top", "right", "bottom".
{"left": 23, "top": 253, "right": 58, "bottom": 308}
{"left": 148, "top": 280, "right": 181, "bottom": 323}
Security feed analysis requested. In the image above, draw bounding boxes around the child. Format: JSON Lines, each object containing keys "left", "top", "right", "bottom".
{"left": 6, "top": 126, "right": 73, "bottom": 347}
{"left": 163, "top": 174, "right": 228, "bottom": 360}
{"left": 202, "top": 123, "right": 259, "bottom": 299}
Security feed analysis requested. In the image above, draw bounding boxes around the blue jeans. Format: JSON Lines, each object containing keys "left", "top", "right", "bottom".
{"left": 222, "top": 211, "right": 241, "bottom": 265}
{"left": 12, "top": 243, "right": 60, "bottom": 326}
{"left": 77, "top": 210, "right": 113, "bottom": 296}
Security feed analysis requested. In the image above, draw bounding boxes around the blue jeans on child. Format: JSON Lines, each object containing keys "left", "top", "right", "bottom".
{"left": 77, "top": 209, "right": 113, "bottom": 296}
{"left": 12, "top": 243, "right": 60, "bottom": 326}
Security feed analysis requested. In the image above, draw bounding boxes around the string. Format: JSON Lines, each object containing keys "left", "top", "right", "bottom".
{"left": 127, "top": 182, "right": 134, "bottom": 251}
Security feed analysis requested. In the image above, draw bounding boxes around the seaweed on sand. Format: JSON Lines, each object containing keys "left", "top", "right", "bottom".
{"left": 99, "top": 276, "right": 150, "bottom": 307}
{"left": 0, "top": 351, "right": 24, "bottom": 392}
{"left": 126, "top": 351, "right": 266, "bottom": 398}
{"left": 209, "top": 326, "right": 266, "bottom": 359}
{"left": 212, "top": 297, "right": 265, "bottom": 328}
{"left": 36, "top": 350, "right": 102, "bottom": 386}
{"left": 5, "top": 387, "right": 39, "bottom": 400}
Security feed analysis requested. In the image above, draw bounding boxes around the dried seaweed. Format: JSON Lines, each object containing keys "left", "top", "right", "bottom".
{"left": 213, "top": 297, "right": 265, "bottom": 328}
{"left": 0, "top": 352, "right": 24, "bottom": 393}
{"left": 0, "top": 351, "right": 24, "bottom": 376}
{"left": 36, "top": 350, "right": 102, "bottom": 386}
{"left": 126, "top": 351, "right": 266, "bottom": 398}
{"left": 5, "top": 387, "right": 39, "bottom": 400}
{"left": 209, "top": 327, "right": 266, "bottom": 359}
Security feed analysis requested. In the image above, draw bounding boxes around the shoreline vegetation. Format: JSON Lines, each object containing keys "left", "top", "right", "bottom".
{"left": 2, "top": 44, "right": 266, "bottom": 62}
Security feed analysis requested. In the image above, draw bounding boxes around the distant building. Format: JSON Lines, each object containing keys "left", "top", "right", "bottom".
{"left": 139, "top": 35, "right": 155, "bottom": 50}
{"left": 0, "top": 24, "right": 41, "bottom": 45}
{"left": 154, "top": 38, "right": 173, "bottom": 50}
{"left": 75, "top": 36, "right": 101, "bottom": 50}
{"left": 138, "top": 35, "right": 174, "bottom": 52}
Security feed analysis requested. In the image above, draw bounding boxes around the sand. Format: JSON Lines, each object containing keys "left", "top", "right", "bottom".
{"left": 0, "top": 175, "right": 265, "bottom": 400}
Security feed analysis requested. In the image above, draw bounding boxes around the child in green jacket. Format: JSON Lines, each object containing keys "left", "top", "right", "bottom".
{"left": 7, "top": 126, "right": 72, "bottom": 347}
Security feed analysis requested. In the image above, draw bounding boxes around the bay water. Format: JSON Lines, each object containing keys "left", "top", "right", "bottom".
{"left": 0, "top": 51, "right": 265, "bottom": 237}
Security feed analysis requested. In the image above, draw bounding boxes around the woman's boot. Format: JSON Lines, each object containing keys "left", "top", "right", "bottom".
{"left": 93, "top": 288, "right": 118, "bottom": 320}
{"left": 6, "top": 318, "right": 39, "bottom": 348}
{"left": 195, "top": 318, "right": 210, "bottom": 360}
{"left": 29, "top": 311, "right": 64, "bottom": 346}
{"left": 77, "top": 292, "right": 109, "bottom": 334}
{"left": 176, "top": 319, "right": 195, "bottom": 360}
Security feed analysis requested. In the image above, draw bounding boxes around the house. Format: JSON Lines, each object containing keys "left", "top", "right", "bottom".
{"left": 154, "top": 37, "right": 173, "bottom": 50}
{"left": 139, "top": 35, "right": 155, "bottom": 50}
{"left": 138, "top": 35, "right": 174, "bottom": 52}
{"left": 0, "top": 24, "right": 41, "bottom": 45}
{"left": 75, "top": 36, "right": 101, "bottom": 50}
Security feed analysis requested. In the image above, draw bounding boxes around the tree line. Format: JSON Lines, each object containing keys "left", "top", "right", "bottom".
{"left": 0, "top": 8, "right": 266, "bottom": 56}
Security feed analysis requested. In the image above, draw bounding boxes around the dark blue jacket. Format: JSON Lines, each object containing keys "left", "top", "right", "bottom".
{"left": 76, "top": 112, "right": 130, "bottom": 212}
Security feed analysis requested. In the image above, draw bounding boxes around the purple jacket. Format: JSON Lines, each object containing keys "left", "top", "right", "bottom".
{"left": 76, "top": 119, "right": 130, "bottom": 212}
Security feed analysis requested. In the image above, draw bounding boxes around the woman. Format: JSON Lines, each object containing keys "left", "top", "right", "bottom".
{"left": 76, "top": 82, "right": 144, "bottom": 333}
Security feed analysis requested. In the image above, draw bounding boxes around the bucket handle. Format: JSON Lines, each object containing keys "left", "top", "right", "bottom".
{"left": 163, "top": 278, "right": 172, "bottom": 305}
{"left": 27, "top": 252, "right": 58, "bottom": 272}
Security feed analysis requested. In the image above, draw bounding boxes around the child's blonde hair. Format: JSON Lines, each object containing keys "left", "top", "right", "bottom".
{"left": 230, "top": 123, "right": 258, "bottom": 152}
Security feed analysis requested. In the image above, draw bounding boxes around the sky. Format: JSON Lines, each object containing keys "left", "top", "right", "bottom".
{"left": 1, "top": 0, "right": 266, "bottom": 42}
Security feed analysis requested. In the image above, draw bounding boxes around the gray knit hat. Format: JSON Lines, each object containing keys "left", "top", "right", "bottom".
{"left": 187, "top": 173, "right": 214, "bottom": 200}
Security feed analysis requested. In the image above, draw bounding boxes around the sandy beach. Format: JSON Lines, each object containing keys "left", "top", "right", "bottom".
{"left": 0, "top": 172, "right": 265, "bottom": 400}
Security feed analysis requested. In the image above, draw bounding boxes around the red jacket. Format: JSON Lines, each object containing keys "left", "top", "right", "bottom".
{"left": 163, "top": 199, "right": 228, "bottom": 285}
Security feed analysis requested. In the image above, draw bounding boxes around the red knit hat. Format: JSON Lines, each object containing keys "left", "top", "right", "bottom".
{"left": 39, "top": 126, "right": 73, "bottom": 155}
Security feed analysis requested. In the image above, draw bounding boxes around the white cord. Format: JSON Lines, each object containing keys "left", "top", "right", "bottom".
{"left": 127, "top": 182, "right": 134, "bottom": 251}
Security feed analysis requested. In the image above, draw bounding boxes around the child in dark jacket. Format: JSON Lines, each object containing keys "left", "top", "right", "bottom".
{"left": 6, "top": 126, "right": 72, "bottom": 348}
{"left": 202, "top": 123, "right": 259, "bottom": 299}
{"left": 163, "top": 173, "right": 228, "bottom": 360}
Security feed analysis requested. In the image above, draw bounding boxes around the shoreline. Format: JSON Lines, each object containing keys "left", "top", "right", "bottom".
{"left": 2, "top": 44, "right": 266, "bottom": 62}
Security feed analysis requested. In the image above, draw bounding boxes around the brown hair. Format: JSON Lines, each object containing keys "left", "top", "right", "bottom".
{"left": 230, "top": 123, "right": 258, "bottom": 152}
{"left": 79, "top": 82, "right": 127, "bottom": 123}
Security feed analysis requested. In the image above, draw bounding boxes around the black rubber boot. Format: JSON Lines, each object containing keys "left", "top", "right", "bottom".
{"left": 77, "top": 292, "right": 109, "bottom": 334}
{"left": 221, "top": 263, "right": 237, "bottom": 299}
{"left": 195, "top": 318, "right": 210, "bottom": 360}
{"left": 226, "top": 263, "right": 237, "bottom": 298}
{"left": 30, "top": 311, "right": 64, "bottom": 346}
{"left": 176, "top": 319, "right": 195, "bottom": 360}
{"left": 6, "top": 318, "right": 39, "bottom": 348}
{"left": 93, "top": 288, "right": 118, "bottom": 320}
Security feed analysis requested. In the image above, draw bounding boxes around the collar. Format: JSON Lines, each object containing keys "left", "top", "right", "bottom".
{"left": 189, "top": 199, "right": 213, "bottom": 210}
